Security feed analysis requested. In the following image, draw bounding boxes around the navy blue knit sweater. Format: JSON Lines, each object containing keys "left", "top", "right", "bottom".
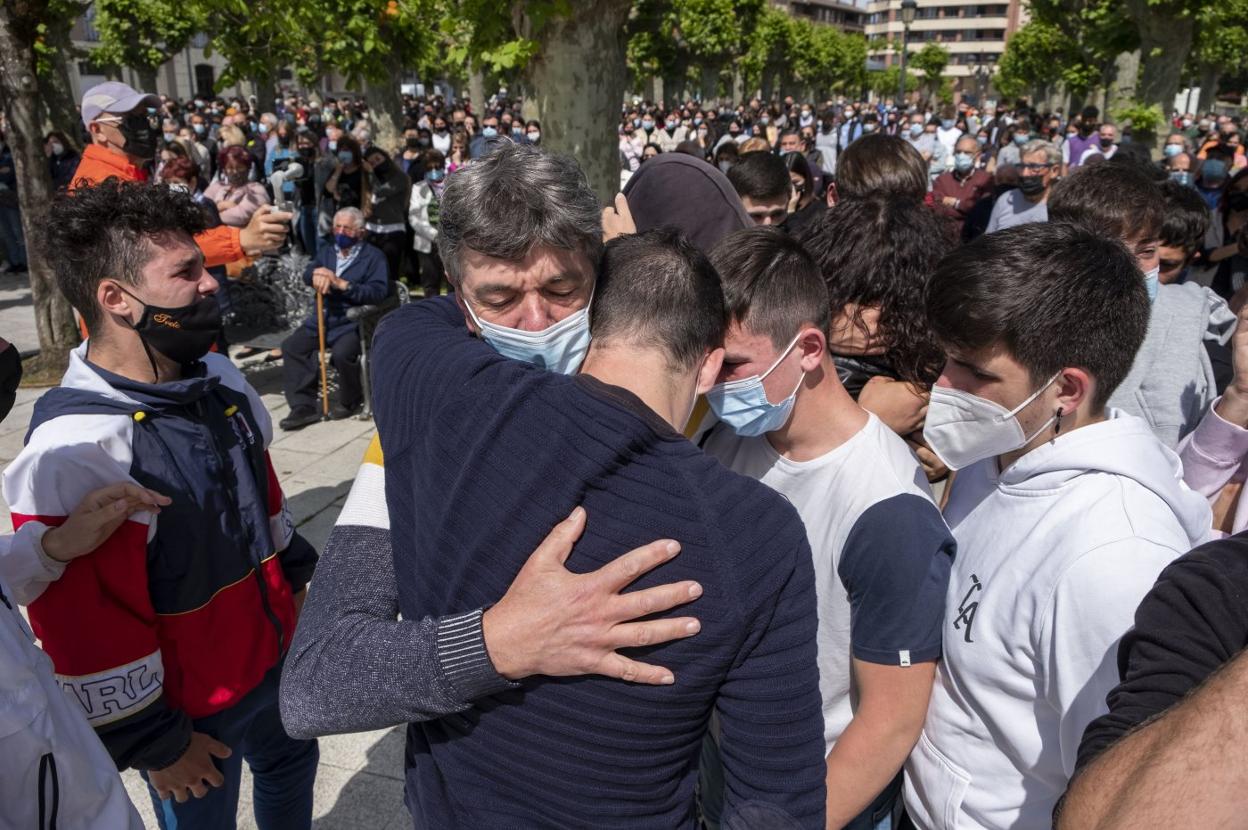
{"left": 372, "top": 296, "right": 826, "bottom": 829}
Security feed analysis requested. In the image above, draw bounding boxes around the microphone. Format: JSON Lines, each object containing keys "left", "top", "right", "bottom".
{"left": 269, "top": 161, "right": 304, "bottom": 212}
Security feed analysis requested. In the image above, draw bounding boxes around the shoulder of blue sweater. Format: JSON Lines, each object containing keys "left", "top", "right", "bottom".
{"left": 686, "top": 452, "right": 810, "bottom": 569}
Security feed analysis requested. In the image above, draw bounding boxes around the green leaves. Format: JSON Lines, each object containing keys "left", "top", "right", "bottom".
{"left": 908, "top": 42, "right": 948, "bottom": 83}
{"left": 92, "top": 0, "right": 202, "bottom": 74}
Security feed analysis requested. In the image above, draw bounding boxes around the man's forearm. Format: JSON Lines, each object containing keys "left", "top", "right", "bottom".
{"left": 1058, "top": 648, "right": 1248, "bottom": 830}
{"left": 278, "top": 523, "right": 513, "bottom": 739}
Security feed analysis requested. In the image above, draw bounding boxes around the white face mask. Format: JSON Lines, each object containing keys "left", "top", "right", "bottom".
{"left": 922, "top": 373, "right": 1060, "bottom": 470}
{"left": 463, "top": 294, "right": 592, "bottom": 375}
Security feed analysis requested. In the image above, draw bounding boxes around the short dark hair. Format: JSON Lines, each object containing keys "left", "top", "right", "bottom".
{"left": 1159, "top": 179, "right": 1211, "bottom": 254}
{"left": 799, "top": 196, "right": 951, "bottom": 385}
{"left": 710, "top": 226, "right": 829, "bottom": 348}
{"left": 926, "top": 221, "right": 1149, "bottom": 410}
{"left": 727, "top": 151, "right": 791, "bottom": 202}
{"left": 1048, "top": 161, "right": 1165, "bottom": 244}
{"left": 590, "top": 228, "right": 726, "bottom": 371}
{"left": 43, "top": 178, "right": 207, "bottom": 331}
{"left": 836, "top": 134, "right": 927, "bottom": 202}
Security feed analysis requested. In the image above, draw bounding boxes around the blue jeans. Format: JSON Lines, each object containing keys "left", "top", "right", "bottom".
{"left": 0, "top": 204, "right": 26, "bottom": 267}
{"left": 142, "top": 664, "right": 318, "bottom": 830}
{"left": 697, "top": 734, "right": 899, "bottom": 830}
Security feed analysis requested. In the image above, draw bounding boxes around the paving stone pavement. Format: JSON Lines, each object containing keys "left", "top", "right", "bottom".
{"left": 0, "top": 275, "right": 410, "bottom": 827}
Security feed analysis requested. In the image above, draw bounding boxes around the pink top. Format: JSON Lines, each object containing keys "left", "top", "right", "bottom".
{"left": 1179, "top": 396, "right": 1248, "bottom": 536}
{"left": 202, "top": 180, "right": 270, "bottom": 228}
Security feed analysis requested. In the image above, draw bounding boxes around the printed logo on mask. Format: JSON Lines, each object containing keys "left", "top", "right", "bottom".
{"left": 152, "top": 313, "right": 181, "bottom": 329}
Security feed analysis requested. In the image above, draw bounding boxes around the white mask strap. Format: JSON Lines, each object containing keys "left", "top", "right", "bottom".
{"left": 1000, "top": 372, "right": 1061, "bottom": 421}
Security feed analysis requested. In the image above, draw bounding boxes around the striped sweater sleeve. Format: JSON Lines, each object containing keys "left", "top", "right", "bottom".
{"left": 279, "top": 436, "right": 515, "bottom": 739}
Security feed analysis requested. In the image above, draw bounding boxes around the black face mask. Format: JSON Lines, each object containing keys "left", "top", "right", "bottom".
{"left": 299, "top": 146, "right": 316, "bottom": 158}
{"left": 122, "top": 288, "right": 222, "bottom": 376}
{"left": 372, "top": 158, "right": 393, "bottom": 177}
{"left": 0, "top": 340, "right": 22, "bottom": 423}
{"left": 405, "top": 137, "right": 422, "bottom": 149}
{"left": 1228, "top": 191, "right": 1248, "bottom": 213}
{"left": 1018, "top": 176, "right": 1046, "bottom": 196}
{"left": 117, "top": 111, "right": 160, "bottom": 160}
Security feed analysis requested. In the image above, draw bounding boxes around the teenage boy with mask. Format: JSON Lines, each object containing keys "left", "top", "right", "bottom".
{"left": 698, "top": 227, "right": 954, "bottom": 830}
{"left": 1049, "top": 161, "right": 1235, "bottom": 447}
{"left": 7, "top": 180, "right": 320, "bottom": 830}
{"left": 902, "top": 222, "right": 1212, "bottom": 830}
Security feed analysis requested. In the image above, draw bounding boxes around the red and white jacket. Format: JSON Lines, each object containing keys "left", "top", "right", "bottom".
{"left": 3, "top": 345, "right": 317, "bottom": 770}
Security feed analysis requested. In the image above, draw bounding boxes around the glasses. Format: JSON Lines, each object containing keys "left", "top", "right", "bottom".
{"left": 1019, "top": 163, "right": 1053, "bottom": 172}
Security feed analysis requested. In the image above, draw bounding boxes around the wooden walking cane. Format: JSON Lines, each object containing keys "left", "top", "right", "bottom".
{"left": 316, "top": 290, "right": 330, "bottom": 420}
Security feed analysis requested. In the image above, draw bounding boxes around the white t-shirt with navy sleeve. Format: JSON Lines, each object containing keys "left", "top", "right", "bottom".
{"left": 703, "top": 413, "right": 956, "bottom": 755}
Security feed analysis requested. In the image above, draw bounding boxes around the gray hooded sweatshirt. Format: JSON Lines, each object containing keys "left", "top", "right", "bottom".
{"left": 1108, "top": 281, "right": 1235, "bottom": 449}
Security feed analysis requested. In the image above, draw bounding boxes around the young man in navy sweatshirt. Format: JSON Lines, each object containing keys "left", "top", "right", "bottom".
{"left": 370, "top": 226, "right": 827, "bottom": 828}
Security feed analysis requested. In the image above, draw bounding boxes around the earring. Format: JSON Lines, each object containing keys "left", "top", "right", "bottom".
{"left": 1054, "top": 408, "right": 1064, "bottom": 436}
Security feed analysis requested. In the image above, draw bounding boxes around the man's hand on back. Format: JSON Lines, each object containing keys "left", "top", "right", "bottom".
{"left": 482, "top": 506, "right": 702, "bottom": 686}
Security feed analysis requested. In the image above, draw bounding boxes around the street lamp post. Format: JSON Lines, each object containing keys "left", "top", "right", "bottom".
{"left": 897, "top": 0, "right": 917, "bottom": 106}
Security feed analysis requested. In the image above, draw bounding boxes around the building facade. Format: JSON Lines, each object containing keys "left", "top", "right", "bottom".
{"left": 864, "top": 0, "right": 1026, "bottom": 93}
{"left": 68, "top": 8, "right": 250, "bottom": 103}
{"left": 772, "top": 0, "right": 869, "bottom": 33}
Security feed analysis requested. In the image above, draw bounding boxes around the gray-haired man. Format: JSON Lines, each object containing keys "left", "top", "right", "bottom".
{"left": 279, "top": 207, "right": 389, "bottom": 429}
{"left": 985, "top": 139, "right": 1060, "bottom": 234}
{"left": 280, "top": 144, "right": 705, "bottom": 730}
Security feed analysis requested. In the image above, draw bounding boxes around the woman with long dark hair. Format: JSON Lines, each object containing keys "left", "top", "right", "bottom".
{"left": 799, "top": 195, "right": 956, "bottom": 481}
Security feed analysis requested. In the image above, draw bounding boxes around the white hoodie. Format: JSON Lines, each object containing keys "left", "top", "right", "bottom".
{"left": 0, "top": 525, "right": 143, "bottom": 829}
{"left": 904, "top": 411, "right": 1212, "bottom": 830}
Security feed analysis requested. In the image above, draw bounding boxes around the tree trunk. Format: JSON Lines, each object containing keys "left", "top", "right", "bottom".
{"left": 650, "top": 75, "right": 663, "bottom": 106}
{"left": 1126, "top": 0, "right": 1195, "bottom": 131}
{"left": 731, "top": 66, "right": 743, "bottom": 107}
{"left": 761, "top": 67, "right": 775, "bottom": 102}
{"left": 365, "top": 54, "right": 404, "bottom": 156}
{"left": 526, "top": 0, "right": 632, "bottom": 204}
{"left": 135, "top": 64, "right": 159, "bottom": 96}
{"left": 468, "top": 64, "right": 484, "bottom": 112}
{"left": 38, "top": 15, "right": 83, "bottom": 151}
{"left": 1105, "top": 49, "right": 1139, "bottom": 117}
{"left": 0, "top": 4, "right": 80, "bottom": 373}
{"left": 1198, "top": 64, "right": 1220, "bottom": 114}
{"left": 699, "top": 63, "right": 719, "bottom": 103}
{"left": 250, "top": 70, "right": 276, "bottom": 115}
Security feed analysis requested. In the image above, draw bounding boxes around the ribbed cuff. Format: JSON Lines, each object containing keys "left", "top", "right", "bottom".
{"left": 436, "top": 609, "right": 515, "bottom": 703}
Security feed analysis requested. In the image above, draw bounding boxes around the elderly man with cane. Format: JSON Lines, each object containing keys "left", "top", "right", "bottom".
{"left": 279, "top": 207, "right": 389, "bottom": 430}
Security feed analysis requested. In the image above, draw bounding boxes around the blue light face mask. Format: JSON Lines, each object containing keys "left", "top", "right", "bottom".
{"left": 463, "top": 294, "right": 592, "bottom": 375}
{"left": 707, "top": 333, "right": 804, "bottom": 437}
{"left": 1144, "top": 265, "right": 1161, "bottom": 303}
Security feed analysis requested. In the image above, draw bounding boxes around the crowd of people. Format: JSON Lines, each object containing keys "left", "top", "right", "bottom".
{"left": 0, "top": 72, "right": 1247, "bottom": 830}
